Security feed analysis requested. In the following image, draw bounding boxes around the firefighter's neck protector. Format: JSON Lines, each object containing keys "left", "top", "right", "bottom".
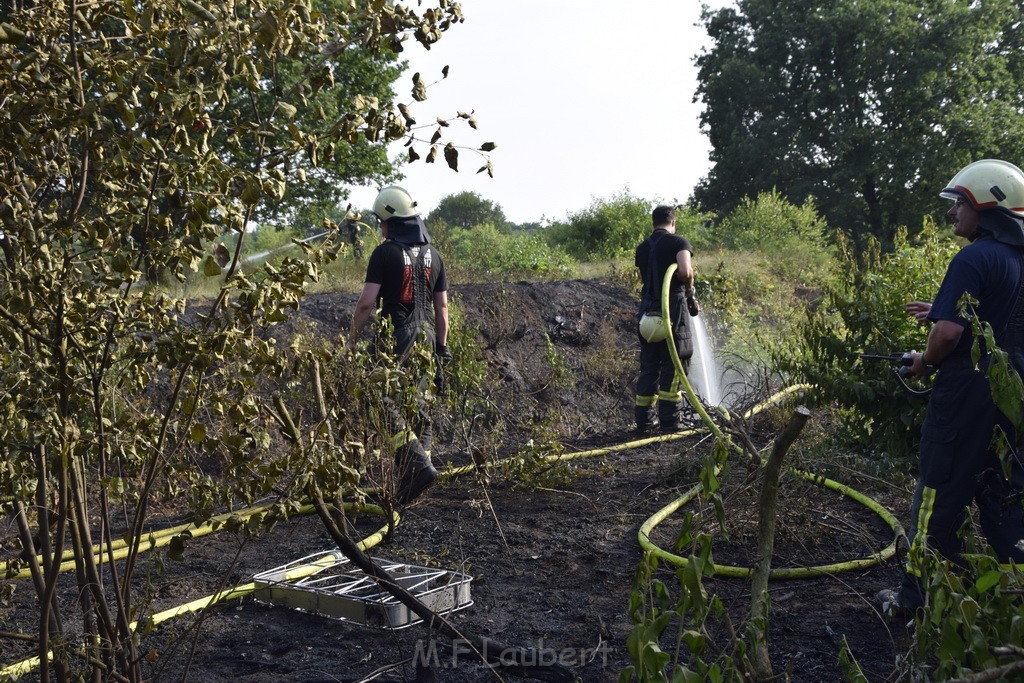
{"left": 385, "top": 215, "right": 431, "bottom": 245}
{"left": 978, "top": 209, "right": 1024, "bottom": 246}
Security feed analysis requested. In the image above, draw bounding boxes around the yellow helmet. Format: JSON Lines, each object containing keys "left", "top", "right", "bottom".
{"left": 372, "top": 185, "right": 418, "bottom": 220}
{"left": 638, "top": 313, "right": 668, "bottom": 343}
{"left": 940, "top": 159, "right": 1024, "bottom": 218}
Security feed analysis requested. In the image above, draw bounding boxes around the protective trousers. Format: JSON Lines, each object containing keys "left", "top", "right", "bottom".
{"left": 388, "top": 245, "right": 438, "bottom": 504}
{"left": 635, "top": 298, "right": 693, "bottom": 431}
{"left": 898, "top": 366, "right": 1024, "bottom": 607}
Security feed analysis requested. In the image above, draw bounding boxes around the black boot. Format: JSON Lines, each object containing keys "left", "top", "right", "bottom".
{"left": 658, "top": 401, "right": 683, "bottom": 433}
{"left": 395, "top": 443, "right": 438, "bottom": 505}
{"left": 634, "top": 406, "right": 659, "bottom": 434}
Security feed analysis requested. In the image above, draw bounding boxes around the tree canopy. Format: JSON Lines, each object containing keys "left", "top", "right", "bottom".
{"left": 235, "top": 7, "right": 403, "bottom": 233}
{"left": 693, "top": 0, "right": 1024, "bottom": 244}
{"left": 427, "top": 190, "right": 510, "bottom": 232}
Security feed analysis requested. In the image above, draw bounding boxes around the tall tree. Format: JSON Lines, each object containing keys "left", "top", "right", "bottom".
{"left": 220, "top": 0, "right": 403, "bottom": 233}
{"left": 694, "top": 0, "right": 1024, "bottom": 244}
{"left": 427, "top": 190, "right": 509, "bottom": 231}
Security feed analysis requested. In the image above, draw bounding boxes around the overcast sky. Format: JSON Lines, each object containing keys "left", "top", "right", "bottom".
{"left": 347, "top": 1, "right": 732, "bottom": 225}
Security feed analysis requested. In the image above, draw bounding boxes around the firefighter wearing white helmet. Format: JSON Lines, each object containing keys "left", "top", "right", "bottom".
{"left": 372, "top": 184, "right": 419, "bottom": 220}
{"left": 939, "top": 159, "right": 1024, "bottom": 218}
{"left": 349, "top": 185, "right": 451, "bottom": 506}
{"left": 633, "top": 205, "right": 700, "bottom": 434}
{"left": 877, "top": 160, "right": 1024, "bottom": 617}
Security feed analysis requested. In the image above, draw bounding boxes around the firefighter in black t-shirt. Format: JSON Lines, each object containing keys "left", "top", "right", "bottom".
{"left": 348, "top": 185, "right": 451, "bottom": 504}
{"left": 634, "top": 204, "right": 698, "bottom": 433}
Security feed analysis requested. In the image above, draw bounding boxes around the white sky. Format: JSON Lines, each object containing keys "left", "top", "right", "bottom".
{"left": 347, "top": 1, "right": 732, "bottom": 225}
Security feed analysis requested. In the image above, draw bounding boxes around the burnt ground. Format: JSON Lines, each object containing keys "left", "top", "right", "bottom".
{"left": 1, "top": 279, "right": 913, "bottom": 682}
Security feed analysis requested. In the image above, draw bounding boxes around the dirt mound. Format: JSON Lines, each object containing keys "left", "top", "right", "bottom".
{"left": 1, "top": 278, "right": 905, "bottom": 682}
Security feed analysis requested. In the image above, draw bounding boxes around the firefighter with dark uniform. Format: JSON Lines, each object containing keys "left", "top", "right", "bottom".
{"left": 343, "top": 211, "right": 366, "bottom": 258}
{"left": 878, "top": 160, "right": 1024, "bottom": 614}
{"left": 348, "top": 185, "right": 451, "bottom": 505}
{"left": 634, "top": 204, "right": 699, "bottom": 433}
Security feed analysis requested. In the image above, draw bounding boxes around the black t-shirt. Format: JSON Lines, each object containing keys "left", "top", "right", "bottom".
{"left": 364, "top": 240, "right": 448, "bottom": 326}
{"left": 635, "top": 230, "right": 694, "bottom": 311}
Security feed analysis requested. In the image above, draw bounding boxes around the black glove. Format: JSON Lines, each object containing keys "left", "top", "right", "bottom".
{"left": 436, "top": 344, "right": 453, "bottom": 365}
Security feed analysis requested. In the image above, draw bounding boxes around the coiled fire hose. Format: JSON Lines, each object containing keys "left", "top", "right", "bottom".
{"left": 634, "top": 264, "right": 904, "bottom": 577}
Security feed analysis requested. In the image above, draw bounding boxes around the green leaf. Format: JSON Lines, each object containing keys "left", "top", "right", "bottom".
{"left": 838, "top": 634, "right": 868, "bottom": 683}
{"left": 181, "top": 0, "right": 217, "bottom": 23}
{"left": 203, "top": 255, "right": 223, "bottom": 276}
{"left": 240, "top": 177, "right": 263, "bottom": 207}
{"left": 974, "top": 569, "right": 1002, "bottom": 594}
{"left": 398, "top": 103, "right": 415, "bottom": 125}
{"left": 412, "top": 72, "right": 427, "bottom": 101}
{"left": 168, "top": 532, "right": 192, "bottom": 562}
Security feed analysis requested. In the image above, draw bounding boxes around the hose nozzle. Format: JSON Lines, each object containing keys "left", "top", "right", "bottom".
{"left": 686, "top": 287, "right": 700, "bottom": 317}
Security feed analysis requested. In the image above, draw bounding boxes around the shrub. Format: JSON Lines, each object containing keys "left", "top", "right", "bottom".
{"left": 706, "top": 190, "right": 833, "bottom": 283}
{"left": 446, "top": 223, "right": 575, "bottom": 280}
{"left": 774, "top": 220, "right": 959, "bottom": 459}
{"left": 543, "top": 191, "right": 638, "bottom": 261}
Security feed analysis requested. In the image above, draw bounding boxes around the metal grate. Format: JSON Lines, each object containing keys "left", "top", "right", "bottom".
{"left": 252, "top": 551, "right": 473, "bottom": 630}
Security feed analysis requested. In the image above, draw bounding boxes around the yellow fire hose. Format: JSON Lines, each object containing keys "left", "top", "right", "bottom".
{"left": 1, "top": 385, "right": 905, "bottom": 679}
{"left": 0, "top": 503, "right": 396, "bottom": 680}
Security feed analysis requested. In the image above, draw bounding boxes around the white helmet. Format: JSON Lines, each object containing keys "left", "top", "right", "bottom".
{"left": 372, "top": 185, "right": 418, "bottom": 220}
{"left": 940, "top": 159, "right": 1024, "bottom": 218}
{"left": 638, "top": 314, "right": 668, "bottom": 343}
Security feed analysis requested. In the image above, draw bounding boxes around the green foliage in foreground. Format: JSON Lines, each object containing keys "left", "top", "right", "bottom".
{"left": 892, "top": 548, "right": 1024, "bottom": 681}
{"left": 0, "top": 0, "right": 467, "bottom": 679}
{"left": 621, "top": 539, "right": 747, "bottom": 683}
{"left": 775, "top": 221, "right": 959, "bottom": 459}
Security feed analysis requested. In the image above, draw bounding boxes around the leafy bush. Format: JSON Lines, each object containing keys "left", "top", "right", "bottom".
{"left": 545, "top": 191, "right": 643, "bottom": 261}
{"left": 703, "top": 190, "right": 833, "bottom": 282}
{"left": 0, "top": 0, "right": 469, "bottom": 677}
{"left": 881, "top": 547, "right": 1024, "bottom": 681}
{"left": 545, "top": 190, "right": 715, "bottom": 265}
{"left": 445, "top": 223, "right": 575, "bottom": 280}
{"left": 622, "top": 534, "right": 751, "bottom": 682}
{"left": 774, "top": 220, "right": 959, "bottom": 459}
